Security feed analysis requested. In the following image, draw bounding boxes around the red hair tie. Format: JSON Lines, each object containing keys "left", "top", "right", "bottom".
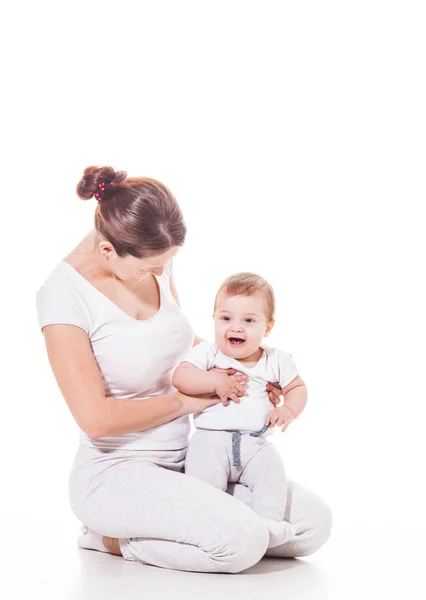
{"left": 94, "top": 182, "right": 106, "bottom": 202}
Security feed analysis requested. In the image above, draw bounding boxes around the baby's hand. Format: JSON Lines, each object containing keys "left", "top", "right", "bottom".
{"left": 214, "top": 372, "right": 247, "bottom": 406}
{"left": 265, "top": 406, "right": 295, "bottom": 432}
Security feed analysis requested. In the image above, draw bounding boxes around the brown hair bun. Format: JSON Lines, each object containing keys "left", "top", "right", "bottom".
{"left": 76, "top": 166, "right": 127, "bottom": 200}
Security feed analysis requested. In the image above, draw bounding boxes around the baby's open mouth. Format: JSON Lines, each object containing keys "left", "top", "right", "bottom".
{"left": 228, "top": 337, "right": 246, "bottom": 346}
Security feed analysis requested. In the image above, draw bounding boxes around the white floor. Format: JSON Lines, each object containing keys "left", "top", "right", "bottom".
{"left": 2, "top": 512, "right": 424, "bottom": 600}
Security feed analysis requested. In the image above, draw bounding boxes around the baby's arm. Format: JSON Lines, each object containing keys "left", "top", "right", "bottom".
{"left": 172, "top": 362, "right": 245, "bottom": 406}
{"left": 275, "top": 350, "right": 308, "bottom": 418}
{"left": 265, "top": 376, "right": 307, "bottom": 431}
{"left": 281, "top": 375, "right": 307, "bottom": 418}
{"left": 172, "top": 362, "right": 219, "bottom": 396}
{"left": 265, "top": 375, "right": 308, "bottom": 432}
{"left": 265, "top": 351, "right": 308, "bottom": 431}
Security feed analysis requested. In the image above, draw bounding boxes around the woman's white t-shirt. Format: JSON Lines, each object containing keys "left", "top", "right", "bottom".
{"left": 36, "top": 260, "right": 194, "bottom": 450}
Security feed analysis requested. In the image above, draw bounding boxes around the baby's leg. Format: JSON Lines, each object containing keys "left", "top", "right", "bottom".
{"left": 239, "top": 441, "right": 294, "bottom": 548}
{"left": 184, "top": 429, "right": 231, "bottom": 492}
{"left": 227, "top": 479, "right": 333, "bottom": 558}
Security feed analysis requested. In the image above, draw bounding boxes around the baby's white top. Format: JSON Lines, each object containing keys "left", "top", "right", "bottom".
{"left": 36, "top": 260, "right": 194, "bottom": 450}
{"left": 181, "top": 341, "right": 299, "bottom": 436}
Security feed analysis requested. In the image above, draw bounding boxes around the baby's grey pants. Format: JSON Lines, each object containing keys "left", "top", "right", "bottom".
{"left": 69, "top": 442, "right": 332, "bottom": 573}
{"left": 185, "top": 428, "right": 287, "bottom": 521}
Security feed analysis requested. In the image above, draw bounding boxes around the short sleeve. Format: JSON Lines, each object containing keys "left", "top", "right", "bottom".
{"left": 277, "top": 350, "right": 299, "bottom": 389}
{"left": 180, "top": 341, "right": 215, "bottom": 370}
{"left": 36, "top": 272, "right": 91, "bottom": 334}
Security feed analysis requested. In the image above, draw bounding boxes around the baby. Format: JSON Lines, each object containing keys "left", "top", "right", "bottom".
{"left": 172, "top": 272, "right": 308, "bottom": 549}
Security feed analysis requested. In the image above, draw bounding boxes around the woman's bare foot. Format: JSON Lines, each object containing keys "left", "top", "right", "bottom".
{"left": 102, "top": 536, "right": 122, "bottom": 556}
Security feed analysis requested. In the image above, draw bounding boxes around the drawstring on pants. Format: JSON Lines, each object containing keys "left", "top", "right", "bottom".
{"left": 230, "top": 425, "right": 270, "bottom": 467}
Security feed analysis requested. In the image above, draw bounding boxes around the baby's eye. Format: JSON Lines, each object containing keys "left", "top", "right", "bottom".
{"left": 221, "top": 316, "right": 230, "bottom": 321}
{"left": 245, "top": 318, "right": 255, "bottom": 323}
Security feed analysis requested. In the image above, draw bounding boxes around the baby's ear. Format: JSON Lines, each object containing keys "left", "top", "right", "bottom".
{"left": 265, "top": 319, "right": 275, "bottom": 336}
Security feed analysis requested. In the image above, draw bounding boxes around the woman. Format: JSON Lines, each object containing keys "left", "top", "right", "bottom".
{"left": 36, "top": 165, "right": 332, "bottom": 573}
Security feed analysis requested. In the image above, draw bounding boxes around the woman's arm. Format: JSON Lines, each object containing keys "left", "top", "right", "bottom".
{"left": 42, "top": 324, "right": 185, "bottom": 439}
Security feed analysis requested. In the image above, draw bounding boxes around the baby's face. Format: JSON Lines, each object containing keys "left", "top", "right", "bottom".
{"left": 213, "top": 292, "right": 273, "bottom": 360}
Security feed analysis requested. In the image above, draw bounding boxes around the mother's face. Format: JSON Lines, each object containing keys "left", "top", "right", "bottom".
{"left": 100, "top": 243, "right": 180, "bottom": 283}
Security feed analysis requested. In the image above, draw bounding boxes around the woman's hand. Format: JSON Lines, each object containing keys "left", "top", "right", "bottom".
{"left": 266, "top": 382, "right": 282, "bottom": 407}
{"left": 208, "top": 367, "right": 248, "bottom": 406}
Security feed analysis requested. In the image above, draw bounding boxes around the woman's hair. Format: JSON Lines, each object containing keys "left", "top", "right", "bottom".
{"left": 76, "top": 166, "right": 186, "bottom": 258}
{"left": 213, "top": 272, "right": 276, "bottom": 322}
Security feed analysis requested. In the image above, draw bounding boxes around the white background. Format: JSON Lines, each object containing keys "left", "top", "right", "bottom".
{"left": 2, "top": 1, "right": 425, "bottom": 598}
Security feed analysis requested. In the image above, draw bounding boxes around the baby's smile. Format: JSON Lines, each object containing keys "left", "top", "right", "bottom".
{"left": 227, "top": 335, "right": 246, "bottom": 348}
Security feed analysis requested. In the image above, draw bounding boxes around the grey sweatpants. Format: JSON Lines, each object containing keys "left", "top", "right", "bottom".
{"left": 185, "top": 428, "right": 287, "bottom": 521}
{"left": 68, "top": 443, "right": 332, "bottom": 573}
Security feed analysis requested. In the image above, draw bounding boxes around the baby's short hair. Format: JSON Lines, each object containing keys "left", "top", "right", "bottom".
{"left": 214, "top": 272, "right": 276, "bottom": 322}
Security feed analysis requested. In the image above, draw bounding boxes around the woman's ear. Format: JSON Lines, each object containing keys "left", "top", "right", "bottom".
{"left": 98, "top": 240, "right": 116, "bottom": 259}
{"left": 264, "top": 319, "right": 275, "bottom": 337}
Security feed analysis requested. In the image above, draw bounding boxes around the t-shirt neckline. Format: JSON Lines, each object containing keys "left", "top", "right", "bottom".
{"left": 60, "top": 260, "right": 164, "bottom": 324}
{"left": 214, "top": 342, "right": 267, "bottom": 371}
